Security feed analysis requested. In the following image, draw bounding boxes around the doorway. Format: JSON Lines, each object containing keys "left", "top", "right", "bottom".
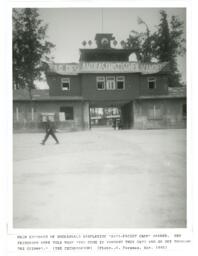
{"left": 90, "top": 107, "right": 120, "bottom": 128}
{"left": 89, "top": 101, "right": 133, "bottom": 129}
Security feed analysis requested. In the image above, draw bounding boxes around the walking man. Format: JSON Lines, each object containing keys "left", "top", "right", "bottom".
{"left": 41, "top": 117, "right": 59, "bottom": 145}
{"left": 112, "top": 118, "right": 117, "bottom": 130}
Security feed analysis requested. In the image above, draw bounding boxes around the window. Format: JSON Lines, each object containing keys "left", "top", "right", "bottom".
{"left": 116, "top": 76, "right": 125, "bottom": 90}
{"left": 182, "top": 104, "right": 187, "bottom": 119}
{"left": 16, "top": 107, "right": 19, "bottom": 121}
{"left": 41, "top": 113, "right": 55, "bottom": 122}
{"left": 148, "top": 104, "right": 162, "bottom": 120}
{"left": 148, "top": 77, "right": 156, "bottom": 89}
{"left": 61, "top": 78, "right": 70, "bottom": 91}
{"left": 106, "top": 76, "right": 116, "bottom": 90}
{"left": 96, "top": 77, "right": 105, "bottom": 90}
{"left": 60, "top": 107, "right": 74, "bottom": 120}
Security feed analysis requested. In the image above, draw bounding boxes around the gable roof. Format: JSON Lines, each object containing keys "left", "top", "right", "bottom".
{"left": 13, "top": 89, "right": 83, "bottom": 101}
{"left": 138, "top": 86, "right": 186, "bottom": 99}
{"left": 13, "top": 89, "right": 49, "bottom": 100}
{"left": 13, "top": 86, "right": 186, "bottom": 102}
{"left": 168, "top": 87, "right": 186, "bottom": 97}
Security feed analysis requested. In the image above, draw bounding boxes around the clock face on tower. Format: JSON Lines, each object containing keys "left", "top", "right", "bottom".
{"left": 101, "top": 37, "right": 109, "bottom": 46}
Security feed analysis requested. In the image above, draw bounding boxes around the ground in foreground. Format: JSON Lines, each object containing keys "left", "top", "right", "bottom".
{"left": 13, "top": 128, "right": 186, "bottom": 228}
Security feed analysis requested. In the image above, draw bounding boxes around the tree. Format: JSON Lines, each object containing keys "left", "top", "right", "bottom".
{"left": 13, "top": 8, "right": 55, "bottom": 97}
{"left": 125, "top": 17, "right": 155, "bottom": 62}
{"left": 153, "top": 10, "right": 185, "bottom": 87}
{"left": 125, "top": 10, "right": 185, "bottom": 87}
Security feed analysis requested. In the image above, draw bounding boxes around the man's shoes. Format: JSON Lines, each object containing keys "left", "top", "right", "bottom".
{"left": 40, "top": 142, "right": 45, "bottom": 145}
{"left": 55, "top": 142, "right": 59, "bottom": 144}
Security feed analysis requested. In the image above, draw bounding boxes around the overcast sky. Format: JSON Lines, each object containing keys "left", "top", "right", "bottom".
{"left": 37, "top": 8, "right": 186, "bottom": 87}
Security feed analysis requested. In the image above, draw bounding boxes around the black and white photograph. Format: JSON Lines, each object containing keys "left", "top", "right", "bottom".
{"left": 12, "top": 7, "right": 187, "bottom": 229}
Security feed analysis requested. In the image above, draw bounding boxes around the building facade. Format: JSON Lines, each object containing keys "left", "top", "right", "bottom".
{"left": 13, "top": 33, "right": 186, "bottom": 131}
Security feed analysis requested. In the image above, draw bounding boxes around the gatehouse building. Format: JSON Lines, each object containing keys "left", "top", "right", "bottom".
{"left": 13, "top": 33, "right": 186, "bottom": 131}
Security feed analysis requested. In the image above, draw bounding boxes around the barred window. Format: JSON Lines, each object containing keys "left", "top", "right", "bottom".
{"left": 96, "top": 77, "right": 105, "bottom": 90}
{"left": 106, "top": 76, "right": 116, "bottom": 90}
{"left": 148, "top": 77, "right": 156, "bottom": 89}
{"left": 116, "top": 76, "right": 125, "bottom": 90}
{"left": 61, "top": 78, "right": 70, "bottom": 91}
{"left": 59, "top": 107, "right": 74, "bottom": 120}
{"left": 148, "top": 104, "right": 162, "bottom": 120}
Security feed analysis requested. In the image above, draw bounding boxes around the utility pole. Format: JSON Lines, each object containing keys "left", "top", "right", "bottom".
{"left": 101, "top": 8, "right": 103, "bottom": 33}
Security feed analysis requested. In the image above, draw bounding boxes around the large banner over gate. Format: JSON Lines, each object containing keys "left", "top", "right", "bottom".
{"left": 81, "top": 62, "right": 140, "bottom": 73}
{"left": 48, "top": 61, "right": 168, "bottom": 75}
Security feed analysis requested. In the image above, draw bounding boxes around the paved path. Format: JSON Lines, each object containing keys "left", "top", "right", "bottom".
{"left": 13, "top": 128, "right": 186, "bottom": 228}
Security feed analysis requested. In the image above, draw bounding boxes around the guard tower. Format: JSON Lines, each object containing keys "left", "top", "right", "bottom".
{"left": 79, "top": 33, "right": 133, "bottom": 62}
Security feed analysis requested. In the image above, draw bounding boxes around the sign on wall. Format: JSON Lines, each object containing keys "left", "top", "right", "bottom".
{"left": 49, "top": 62, "right": 168, "bottom": 75}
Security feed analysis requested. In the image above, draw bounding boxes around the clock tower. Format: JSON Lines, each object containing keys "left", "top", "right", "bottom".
{"left": 79, "top": 33, "right": 133, "bottom": 62}
{"left": 95, "top": 33, "right": 115, "bottom": 49}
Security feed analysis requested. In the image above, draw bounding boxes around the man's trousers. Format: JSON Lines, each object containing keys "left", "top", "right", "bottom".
{"left": 42, "top": 130, "right": 59, "bottom": 144}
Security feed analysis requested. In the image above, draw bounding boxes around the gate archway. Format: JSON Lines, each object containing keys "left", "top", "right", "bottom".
{"left": 89, "top": 100, "right": 133, "bottom": 130}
